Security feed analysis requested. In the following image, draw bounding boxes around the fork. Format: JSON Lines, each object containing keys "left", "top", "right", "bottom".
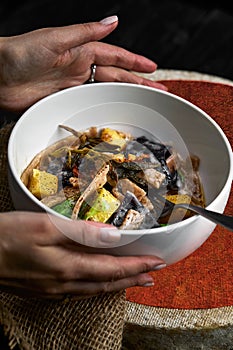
{"left": 150, "top": 190, "right": 233, "bottom": 232}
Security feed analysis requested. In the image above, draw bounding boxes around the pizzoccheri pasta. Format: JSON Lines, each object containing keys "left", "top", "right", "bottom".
{"left": 21, "top": 125, "right": 205, "bottom": 230}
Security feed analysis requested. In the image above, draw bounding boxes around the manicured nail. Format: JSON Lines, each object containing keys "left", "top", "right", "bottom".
{"left": 158, "top": 83, "right": 168, "bottom": 91}
{"left": 100, "top": 15, "right": 118, "bottom": 25}
{"left": 138, "top": 275, "right": 154, "bottom": 287}
{"left": 142, "top": 281, "right": 154, "bottom": 287}
{"left": 152, "top": 263, "right": 167, "bottom": 271}
{"left": 100, "top": 227, "right": 121, "bottom": 243}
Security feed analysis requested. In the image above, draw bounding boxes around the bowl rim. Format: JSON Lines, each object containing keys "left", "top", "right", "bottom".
{"left": 8, "top": 82, "right": 233, "bottom": 235}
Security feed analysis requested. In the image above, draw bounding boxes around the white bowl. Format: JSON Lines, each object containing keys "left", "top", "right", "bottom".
{"left": 8, "top": 83, "right": 233, "bottom": 265}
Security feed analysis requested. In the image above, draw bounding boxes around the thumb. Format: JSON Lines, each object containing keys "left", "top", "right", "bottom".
{"left": 53, "top": 15, "right": 119, "bottom": 52}
{"left": 49, "top": 214, "right": 122, "bottom": 248}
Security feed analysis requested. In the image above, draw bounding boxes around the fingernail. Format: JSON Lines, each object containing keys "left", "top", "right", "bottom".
{"left": 158, "top": 84, "right": 168, "bottom": 91}
{"left": 100, "top": 15, "right": 118, "bottom": 25}
{"left": 100, "top": 227, "right": 121, "bottom": 243}
{"left": 138, "top": 275, "right": 154, "bottom": 287}
{"left": 152, "top": 263, "right": 167, "bottom": 271}
{"left": 142, "top": 281, "right": 154, "bottom": 287}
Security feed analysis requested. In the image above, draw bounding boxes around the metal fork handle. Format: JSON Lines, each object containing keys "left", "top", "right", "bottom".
{"left": 176, "top": 203, "right": 233, "bottom": 231}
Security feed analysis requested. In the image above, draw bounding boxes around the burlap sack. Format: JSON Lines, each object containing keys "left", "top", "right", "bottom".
{"left": 0, "top": 122, "right": 126, "bottom": 350}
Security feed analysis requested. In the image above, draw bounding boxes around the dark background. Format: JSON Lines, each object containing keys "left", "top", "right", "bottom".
{"left": 0, "top": 2, "right": 233, "bottom": 347}
{"left": 0, "top": 0, "right": 233, "bottom": 124}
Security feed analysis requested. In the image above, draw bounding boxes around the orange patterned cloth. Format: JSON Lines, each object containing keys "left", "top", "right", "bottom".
{"left": 126, "top": 80, "right": 233, "bottom": 309}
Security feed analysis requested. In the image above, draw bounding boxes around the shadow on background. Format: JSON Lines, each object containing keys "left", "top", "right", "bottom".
{"left": 0, "top": 0, "right": 233, "bottom": 124}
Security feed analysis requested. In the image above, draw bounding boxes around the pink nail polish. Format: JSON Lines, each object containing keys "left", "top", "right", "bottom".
{"left": 152, "top": 263, "right": 167, "bottom": 271}
{"left": 142, "top": 281, "right": 154, "bottom": 287}
{"left": 100, "top": 15, "right": 118, "bottom": 25}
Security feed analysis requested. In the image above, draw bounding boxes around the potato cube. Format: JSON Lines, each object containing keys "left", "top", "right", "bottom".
{"left": 84, "top": 187, "right": 120, "bottom": 223}
{"left": 100, "top": 128, "right": 127, "bottom": 149}
{"left": 28, "top": 169, "right": 58, "bottom": 199}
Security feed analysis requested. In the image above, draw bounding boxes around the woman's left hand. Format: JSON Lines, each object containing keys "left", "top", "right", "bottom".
{"left": 0, "top": 15, "right": 167, "bottom": 112}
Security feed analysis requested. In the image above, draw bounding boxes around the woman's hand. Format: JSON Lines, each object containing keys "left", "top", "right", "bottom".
{"left": 0, "top": 211, "right": 165, "bottom": 300}
{"left": 0, "top": 15, "right": 167, "bottom": 112}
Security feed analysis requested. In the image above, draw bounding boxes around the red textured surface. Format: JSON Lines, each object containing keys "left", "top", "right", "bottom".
{"left": 126, "top": 80, "right": 233, "bottom": 309}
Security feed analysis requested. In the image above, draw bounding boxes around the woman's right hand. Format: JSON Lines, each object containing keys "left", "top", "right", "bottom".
{"left": 0, "top": 211, "right": 165, "bottom": 300}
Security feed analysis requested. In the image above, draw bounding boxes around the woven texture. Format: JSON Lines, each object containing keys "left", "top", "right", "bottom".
{"left": 0, "top": 291, "right": 126, "bottom": 350}
{"left": 126, "top": 80, "right": 233, "bottom": 309}
{"left": 0, "top": 123, "right": 15, "bottom": 212}
{"left": 0, "top": 123, "right": 126, "bottom": 349}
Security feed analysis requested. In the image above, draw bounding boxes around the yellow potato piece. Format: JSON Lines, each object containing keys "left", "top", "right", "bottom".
{"left": 165, "top": 194, "right": 192, "bottom": 205}
{"left": 160, "top": 194, "right": 193, "bottom": 224}
{"left": 28, "top": 169, "right": 58, "bottom": 199}
{"left": 84, "top": 187, "right": 120, "bottom": 223}
{"left": 100, "top": 128, "right": 127, "bottom": 149}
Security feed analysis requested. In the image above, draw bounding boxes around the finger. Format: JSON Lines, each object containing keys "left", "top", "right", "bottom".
{"left": 94, "top": 65, "right": 168, "bottom": 90}
{"left": 3, "top": 273, "right": 154, "bottom": 301}
{"left": 33, "top": 272, "right": 155, "bottom": 299}
{"left": 84, "top": 41, "right": 158, "bottom": 73}
{"left": 48, "top": 16, "right": 119, "bottom": 53}
{"left": 56, "top": 252, "right": 166, "bottom": 282}
{"left": 8, "top": 212, "right": 120, "bottom": 248}
{"left": 48, "top": 214, "right": 121, "bottom": 248}
{"left": 1, "top": 270, "right": 156, "bottom": 299}
{"left": 55, "top": 272, "right": 155, "bottom": 298}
